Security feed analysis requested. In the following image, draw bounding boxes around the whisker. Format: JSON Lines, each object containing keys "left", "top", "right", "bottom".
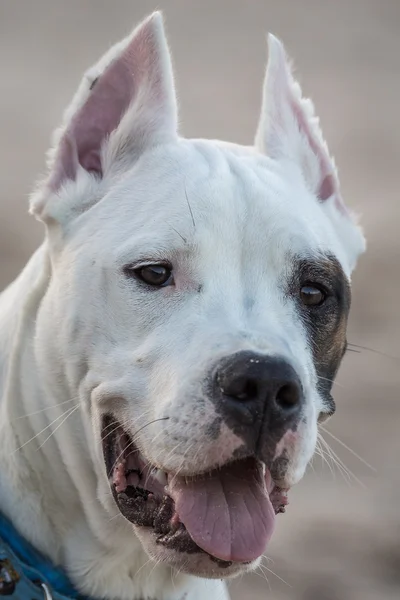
{"left": 101, "top": 423, "right": 125, "bottom": 443}
{"left": 37, "top": 405, "right": 80, "bottom": 450}
{"left": 132, "top": 417, "right": 170, "bottom": 438}
{"left": 169, "top": 224, "right": 187, "bottom": 244}
{"left": 100, "top": 410, "right": 155, "bottom": 444}
{"left": 315, "top": 440, "right": 336, "bottom": 478}
{"left": 260, "top": 557, "right": 292, "bottom": 588}
{"left": 184, "top": 184, "right": 196, "bottom": 229}
{"left": 157, "top": 440, "right": 185, "bottom": 470}
{"left": 320, "top": 426, "right": 376, "bottom": 472}
{"left": 318, "top": 434, "right": 366, "bottom": 488}
{"left": 11, "top": 404, "right": 80, "bottom": 454}
{"left": 318, "top": 435, "right": 352, "bottom": 483}
{"left": 348, "top": 343, "right": 399, "bottom": 361}
{"left": 106, "top": 413, "right": 161, "bottom": 442}
{"left": 148, "top": 554, "right": 167, "bottom": 582}
{"left": 317, "top": 375, "right": 345, "bottom": 389}
{"left": 254, "top": 564, "right": 271, "bottom": 592}
{"left": 109, "top": 438, "right": 137, "bottom": 476}
{"left": 102, "top": 407, "right": 154, "bottom": 435}
{"left": 109, "top": 417, "right": 170, "bottom": 475}
{"left": 138, "top": 440, "right": 186, "bottom": 487}
{"left": 107, "top": 512, "right": 123, "bottom": 523}
{"left": 190, "top": 443, "right": 205, "bottom": 466}
{"left": 318, "top": 434, "right": 350, "bottom": 482}
{"left": 12, "top": 398, "right": 78, "bottom": 420}
{"left": 134, "top": 557, "right": 155, "bottom": 580}
{"left": 167, "top": 443, "right": 195, "bottom": 487}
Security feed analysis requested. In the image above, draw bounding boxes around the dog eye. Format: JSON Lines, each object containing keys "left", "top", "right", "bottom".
{"left": 300, "top": 285, "right": 326, "bottom": 307}
{"left": 124, "top": 263, "right": 174, "bottom": 288}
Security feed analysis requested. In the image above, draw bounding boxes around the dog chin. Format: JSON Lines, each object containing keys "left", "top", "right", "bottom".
{"left": 135, "top": 528, "right": 260, "bottom": 578}
{"left": 101, "top": 415, "right": 290, "bottom": 577}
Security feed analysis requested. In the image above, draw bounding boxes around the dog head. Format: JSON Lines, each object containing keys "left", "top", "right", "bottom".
{"left": 30, "top": 13, "right": 365, "bottom": 579}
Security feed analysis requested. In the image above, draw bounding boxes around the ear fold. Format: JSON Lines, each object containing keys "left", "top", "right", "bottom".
{"left": 255, "top": 34, "right": 365, "bottom": 271}
{"left": 32, "top": 12, "right": 177, "bottom": 218}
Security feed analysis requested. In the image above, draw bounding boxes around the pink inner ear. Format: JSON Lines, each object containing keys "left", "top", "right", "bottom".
{"left": 264, "top": 36, "right": 348, "bottom": 215}
{"left": 74, "top": 59, "right": 135, "bottom": 175}
{"left": 290, "top": 92, "right": 348, "bottom": 215}
{"left": 49, "top": 57, "right": 134, "bottom": 191}
{"left": 289, "top": 95, "right": 336, "bottom": 202}
{"left": 319, "top": 174, "right": 335, "bottom": 202}
{"left": 48, "top": 15, "right": 168, "bottom": 192}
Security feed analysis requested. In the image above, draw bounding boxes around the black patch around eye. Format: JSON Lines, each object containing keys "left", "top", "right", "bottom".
{"left": 288, "top": 254, "right": 351, "bottom": 410}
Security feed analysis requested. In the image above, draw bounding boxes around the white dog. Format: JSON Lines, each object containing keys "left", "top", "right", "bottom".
{"left": 0, "top": 12, "right": 365, "bottom": 600}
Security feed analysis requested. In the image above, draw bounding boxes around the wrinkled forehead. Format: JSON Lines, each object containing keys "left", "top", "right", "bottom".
{"left": 79, "top": 139, "right": 346, "bottom": 268}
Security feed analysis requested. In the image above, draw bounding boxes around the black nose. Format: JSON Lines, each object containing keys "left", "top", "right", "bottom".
{"left": 215, "top": 351, "right": 303, "bottom": 438}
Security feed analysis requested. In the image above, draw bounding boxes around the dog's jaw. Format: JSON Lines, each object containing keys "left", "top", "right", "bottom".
{"left": 101, "top": 415, "right": 292, "bottom": 575}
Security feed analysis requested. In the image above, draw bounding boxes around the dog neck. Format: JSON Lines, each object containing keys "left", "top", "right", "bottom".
{"left": 0, "top": 245, "right": 220, "bottom": 600}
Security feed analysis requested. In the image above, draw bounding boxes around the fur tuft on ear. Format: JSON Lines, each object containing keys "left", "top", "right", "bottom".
{"left": 31, "top": 12, "right": 177, "bottom": 221}
{"left": 255, "top": 34, "right": 366, "bottom": 271}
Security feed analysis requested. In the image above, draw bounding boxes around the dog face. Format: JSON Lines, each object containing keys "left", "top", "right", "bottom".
{"left": 31, "top": 13, "right": 365, "bottom": 579}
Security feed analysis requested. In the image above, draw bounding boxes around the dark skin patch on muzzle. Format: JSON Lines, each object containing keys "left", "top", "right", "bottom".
{"left": 270, "top": 451, "right": 290, "bottom": 482}
{"left": 205, "top": 416, "right": 223, "bottom": 440}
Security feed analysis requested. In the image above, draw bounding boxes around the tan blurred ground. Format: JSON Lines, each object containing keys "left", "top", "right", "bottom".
{"left": 0, "top": 1, "right": 399, "bottom": 598}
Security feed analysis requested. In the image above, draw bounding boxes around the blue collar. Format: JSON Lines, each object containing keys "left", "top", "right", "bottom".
{"left": 0, "top": 512, "right": 93, "bottom": 599}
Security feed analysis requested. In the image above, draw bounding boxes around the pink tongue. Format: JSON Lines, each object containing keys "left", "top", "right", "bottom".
{"left": 167, "top": 459, "right": 275, "bottom": 563}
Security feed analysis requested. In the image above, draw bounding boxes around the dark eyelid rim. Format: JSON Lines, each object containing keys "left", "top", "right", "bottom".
{"left": 122, "top": 259, "right": 173, "bottom": 273}
{"left": 301, "top": 281, "right": 331, "bottom": 297}
{"left": 122, "top": 261, "right": 174, "bottom": 290}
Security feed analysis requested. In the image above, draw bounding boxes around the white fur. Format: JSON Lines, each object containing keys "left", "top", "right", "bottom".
{"left": 0, "top": 12, "right": 364, "bottom": 600}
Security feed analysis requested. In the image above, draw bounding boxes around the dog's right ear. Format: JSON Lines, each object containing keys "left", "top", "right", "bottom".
{"left": 31, "top": 12, "right": 177, "bottom": 223}
{"left": 255, "top": 34, "right": 365, "bottom": 272}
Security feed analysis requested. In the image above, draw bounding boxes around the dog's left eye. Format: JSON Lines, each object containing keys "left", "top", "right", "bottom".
{"left": 125, "top": 263, "right": 174, "bottom": 288}
{"left": 300, "top": 285, "right": 326, "bottom": 307}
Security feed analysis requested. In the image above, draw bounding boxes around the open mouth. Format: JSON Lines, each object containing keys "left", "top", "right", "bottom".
{"left": 102, "top": 415, "right": 289, "bottom": 565}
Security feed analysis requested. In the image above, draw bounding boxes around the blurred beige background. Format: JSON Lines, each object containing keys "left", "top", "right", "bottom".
{"left": 1, "top": 1, "right": 399, "bottom": 599}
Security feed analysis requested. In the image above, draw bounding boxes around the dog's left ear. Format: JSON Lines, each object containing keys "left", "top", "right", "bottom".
{"left": 31, "top": 12, "right": 177, "bottom": 224}
{"left": 255, "top": 35, "right": 365, "bottom": 271}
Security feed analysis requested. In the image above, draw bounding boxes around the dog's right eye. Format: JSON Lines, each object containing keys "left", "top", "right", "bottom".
{"left": 124, "top": 263, "right": 174, "bottom": 288}
{"left": 299, "top": 285, "right": 326, "bottom": 307}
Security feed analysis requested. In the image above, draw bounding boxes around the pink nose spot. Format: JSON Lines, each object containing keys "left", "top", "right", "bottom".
{"left": 273, "top": 428, "right": 299, "bottom": 461}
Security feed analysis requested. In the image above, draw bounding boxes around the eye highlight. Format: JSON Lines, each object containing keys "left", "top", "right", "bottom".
{"left": 299, "top": 285, "right": 326, "bottom": 307}
{"left": 124, "top": 263, "right": 174, "bottom": 288}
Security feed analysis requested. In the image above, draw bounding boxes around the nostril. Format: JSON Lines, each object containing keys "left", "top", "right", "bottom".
{"left": 219, "top": 376, "right": 259, "bottom": 402}
{"left": 275, "top": 383, "right": 301, "bottom": 410}
{"left": 237, "top": 379, "right": 258, "bottom": 401}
